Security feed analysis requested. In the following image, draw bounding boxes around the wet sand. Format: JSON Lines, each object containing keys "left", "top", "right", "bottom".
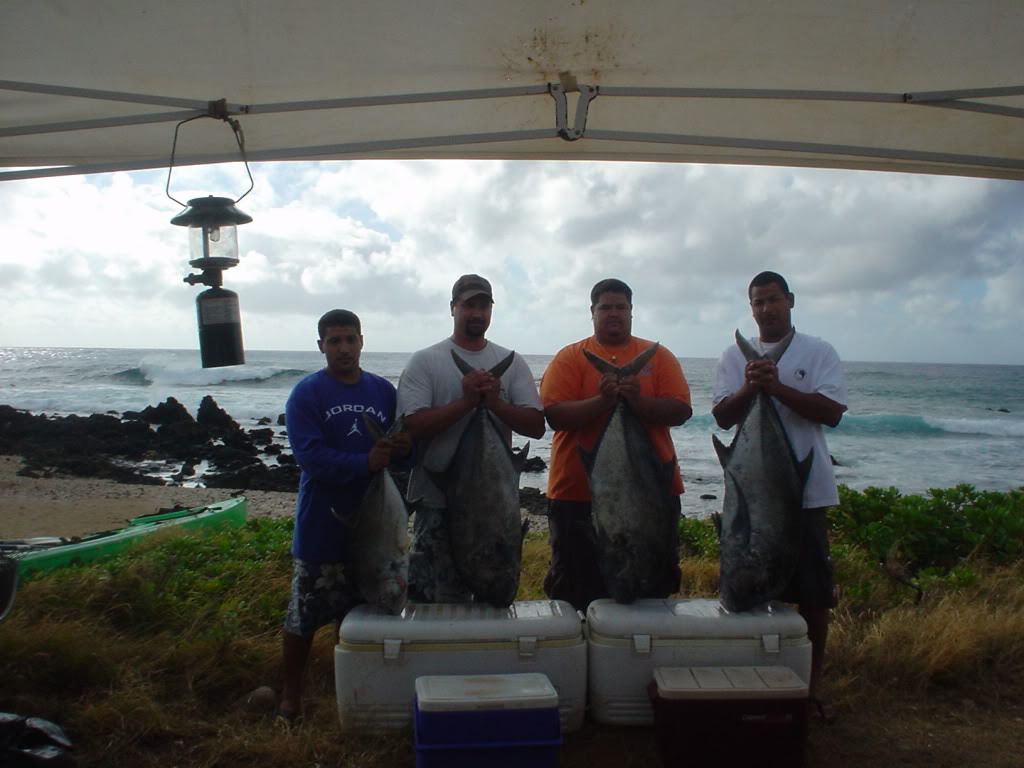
{"left": 0, "top": 455, "right": 296, "bottom": 539}
{"left": 0, "top": 454, "right": 551, "bottom": 540}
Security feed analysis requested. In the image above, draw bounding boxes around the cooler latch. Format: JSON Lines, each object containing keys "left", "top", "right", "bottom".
{"left": 761, "top": 633, "right": 781, "bottom": 654}
{"left": 517, "top": 635, "right": 538, "bottom": 659}
{"left": 632, "top": 634, "right": 652, "bottom": 655}
{"left": 382, "top": 638, "right": 402, "bottom": 662}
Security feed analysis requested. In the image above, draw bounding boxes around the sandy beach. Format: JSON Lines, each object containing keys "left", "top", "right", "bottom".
{"left": 0, "top": 455, "right": 297, "bottom": 540}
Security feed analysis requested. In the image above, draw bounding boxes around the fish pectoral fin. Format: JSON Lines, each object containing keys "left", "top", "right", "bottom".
{"left": 361, "top": 413, "right": 384, "bottom": 441}
{"left": 577, "top": 444, "right": 595, "bottom": 474}
{"left": 796, "top": 450, "right": 814, "bottom": 487}
{"left": 728, "top": 482, "right": 753, "bottom": 547}
{"left": 711, "top": 433, "right": 732, "bottom": 466}
{"left": 512, "top": 441, "right": 531, "bottom": 471}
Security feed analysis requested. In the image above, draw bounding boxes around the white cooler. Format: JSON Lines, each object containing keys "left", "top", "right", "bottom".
{"left": 336, "top": 600, "right": 586, "bottom": 733}
{"left": 587, "top": 598, "right": 811, "bottom": 725}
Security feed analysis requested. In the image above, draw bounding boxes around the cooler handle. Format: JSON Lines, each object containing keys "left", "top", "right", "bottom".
{"left": 383, "top": 638, "right": 402, "bottom": 661}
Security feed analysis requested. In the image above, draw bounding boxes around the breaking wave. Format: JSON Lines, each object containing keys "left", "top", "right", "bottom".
{"left": 105, "top": 364, "right": 307, "bottom": 388}
{"left": 839, "top": 413, "right": 1024, "bottom": 438}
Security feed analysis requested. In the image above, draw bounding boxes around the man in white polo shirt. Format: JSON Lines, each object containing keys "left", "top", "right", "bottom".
{"left": 712, "top": 270, "right": 848, "bottom": 723}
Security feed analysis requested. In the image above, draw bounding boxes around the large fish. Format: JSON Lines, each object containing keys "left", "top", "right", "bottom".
{"left": 348, "top": 414, "right": 410, "bottom": 615}
{"left": 712, "top": 328, "right": 812, "bottom": 612}
{"left": 439, "top": 350, "right": 530, "bottom": 607}
{"left": 580, "top": 343, "right": 678, "bottom": 604}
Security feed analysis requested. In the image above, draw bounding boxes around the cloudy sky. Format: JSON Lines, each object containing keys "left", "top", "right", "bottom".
{"left": 1, "top": 160, "right": 1021, "bottom": 365}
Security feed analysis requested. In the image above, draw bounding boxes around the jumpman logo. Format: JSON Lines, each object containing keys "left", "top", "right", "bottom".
{"left": 347, "top": 419, "right": 362, "bottom": 437}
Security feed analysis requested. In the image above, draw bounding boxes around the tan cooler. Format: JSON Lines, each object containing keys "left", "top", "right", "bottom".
{"left": 336, "top": 600, "right": 586, "bottom": 733}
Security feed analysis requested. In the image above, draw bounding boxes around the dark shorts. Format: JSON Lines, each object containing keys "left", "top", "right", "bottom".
{"left": 543, "top": 498, "right": 682, "bottom": 612}
{"left": 283, "top": 558, "right": 363, "bottom": 638}
{"left": 407, "top": 504, "right": 473, "bottom": 604}
{"left": 776, "top": 507, "right": 835, "bottom": 610}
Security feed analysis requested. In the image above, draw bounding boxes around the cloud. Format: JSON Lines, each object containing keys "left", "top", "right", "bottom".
{"left": 1, "top": 160, "right": 1021, "bottom": 363}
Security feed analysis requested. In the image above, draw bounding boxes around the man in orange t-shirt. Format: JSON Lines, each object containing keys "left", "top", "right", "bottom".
{"left": 540, "top": 278, "right": 692, "bottom": 610}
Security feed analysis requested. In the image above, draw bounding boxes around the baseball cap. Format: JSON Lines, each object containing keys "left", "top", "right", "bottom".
{"left": 451, "top": 274, "right": 494, "bottom": 304}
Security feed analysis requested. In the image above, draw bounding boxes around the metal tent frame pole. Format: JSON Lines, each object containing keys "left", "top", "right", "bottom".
{"left": 2, "top": 79, "right": 1022, "bottom": 181}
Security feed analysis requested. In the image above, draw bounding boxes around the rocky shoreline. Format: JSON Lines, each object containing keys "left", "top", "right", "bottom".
{"left": 0, "top": 400, "right": 551, "bottom": 539}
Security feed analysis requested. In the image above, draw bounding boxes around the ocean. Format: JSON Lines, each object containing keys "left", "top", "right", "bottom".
{"left": 2, "top": 346, "right": 1022, "bottom": 518}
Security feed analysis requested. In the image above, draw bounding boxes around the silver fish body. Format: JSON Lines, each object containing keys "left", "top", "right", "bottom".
{"left": 443, "top": 350, "right": 529, "bottom": 607}
{"left": 580, "top": 344, "right": 678, "bottom": 604}
{"left": 351, "top": 416, "right": 410, "bottom": 615}
{"left": 712, "top": 329, "right": 812, "bottom": 612}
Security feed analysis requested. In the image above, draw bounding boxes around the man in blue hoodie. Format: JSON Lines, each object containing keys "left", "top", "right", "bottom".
{"left": 278, "top": 308, "right": 411, "bottom": 722}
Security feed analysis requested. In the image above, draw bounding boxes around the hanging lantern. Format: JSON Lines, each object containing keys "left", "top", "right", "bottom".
{"left": 171, "top": 196, "right": 253, "bottom": 368}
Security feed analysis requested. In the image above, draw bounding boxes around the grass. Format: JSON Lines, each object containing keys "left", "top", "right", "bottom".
{"left": 3, "top": 496, "right": 1024, "bottom": 766}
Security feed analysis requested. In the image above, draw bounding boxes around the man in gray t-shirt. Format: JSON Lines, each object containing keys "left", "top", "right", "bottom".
{"left": 397, "top": 274, "right": 544, "bottom": 602}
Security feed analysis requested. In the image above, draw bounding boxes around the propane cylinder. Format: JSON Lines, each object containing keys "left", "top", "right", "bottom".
{"left": 196, "top": 287, "right": 244, "bottom": 368}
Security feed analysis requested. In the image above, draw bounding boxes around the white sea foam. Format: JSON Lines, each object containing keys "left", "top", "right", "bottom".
{"left": 925, "top": 417, "right": 1024, "bottom": 438}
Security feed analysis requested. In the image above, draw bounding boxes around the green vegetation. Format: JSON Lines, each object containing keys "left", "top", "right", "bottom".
{"left": 2, "top": 488, "right": 1023, "bottom": 767}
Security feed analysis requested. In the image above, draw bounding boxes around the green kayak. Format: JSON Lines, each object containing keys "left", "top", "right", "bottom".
{"left": 3, "top": 496, "right": 248, "bottom": 582}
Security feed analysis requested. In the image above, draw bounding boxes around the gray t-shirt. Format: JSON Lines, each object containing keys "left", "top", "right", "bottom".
{"left": 397, "top": 338, "right": 541, "bottom": 507}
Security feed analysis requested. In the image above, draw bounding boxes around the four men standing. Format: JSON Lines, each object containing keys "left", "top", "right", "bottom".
{"left": 283, "top": 271, "right": 846, "bottom": 719}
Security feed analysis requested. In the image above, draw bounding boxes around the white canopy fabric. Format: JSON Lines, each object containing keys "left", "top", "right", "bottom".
{"left": 3, "top": 0, "right": 1023, "bottom": 181}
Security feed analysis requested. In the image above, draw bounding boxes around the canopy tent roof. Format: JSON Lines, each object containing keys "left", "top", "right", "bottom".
{"left": 3, "top": 0, "right": 1023, "bottom": 182}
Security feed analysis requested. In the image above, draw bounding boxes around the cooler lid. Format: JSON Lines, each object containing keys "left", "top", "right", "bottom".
{"left": 415, "top": 673, "right": 559, "bottom": 711}
{"left": 653, "top": 666, "right": 809, "bottom": 700}
{"left": 339, "top": 599, "right": 583, "bottom": 644}
{"left": 586, "top": 598, "right": 808, "bottom": 640}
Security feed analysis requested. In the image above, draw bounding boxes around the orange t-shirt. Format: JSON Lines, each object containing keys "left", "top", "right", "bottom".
{"left": 541, "top": 336, "right": 691, "bottom": 501}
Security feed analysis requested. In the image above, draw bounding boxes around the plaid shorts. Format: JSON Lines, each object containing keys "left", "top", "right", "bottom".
{"left": 283, "top": 558, "right": 363, "bottom": 638}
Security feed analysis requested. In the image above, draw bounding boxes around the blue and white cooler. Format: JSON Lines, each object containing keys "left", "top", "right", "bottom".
{"left": 413, "top": 672, "right": 562, "bottom": 768}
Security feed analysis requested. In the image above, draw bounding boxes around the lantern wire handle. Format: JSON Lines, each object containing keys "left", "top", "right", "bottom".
{"left": 166, "top": 112, "right": 255, "bottom": 208}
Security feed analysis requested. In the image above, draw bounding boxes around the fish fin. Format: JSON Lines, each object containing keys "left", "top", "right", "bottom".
{"left": 710, "top": 512, "right": 722, "bottom": 539}
{"left": 661, "top": 459, "right": 676, "bottom": 488}
{"left": 796, "top": 449, "right": 814, "bottom": 488}
{"left": 711, "top": 432, "right": 732, "bottom": 467}
{"left": 765, "top": 327, "right": 796, "bottom": 363}
{"left": 489, "top": 351, "right": 516, "bottom": 379}
{"left": 729, "top": 480, "right": 752, "bottom": 547}
{"left": 361, "top": 413, "right": 384, "bottom": 441}
{"left": 451, "top": 348, "right": 516, "bottom": 379}
{"left": 385, "top": 414, "right": 404, "bottom": 438}
{"left": 582, "top": 342, "right": 660, "bottom": 378}
{"left": 577, "top": 444, "right": 595, "bottom": 475}
{"left": 521, "top": 518, "right": 530, "bottom": 540}
{"left": 450, "top": 348, "right": 474, "bottom": 375}
{"left": 734, "top": 327, "right": 795, "bottom": 362}
{"left": 735, "top": 330, "right": 760, "bottom": 362}
{"left": 620, "top": 342, "right": 659, "bottom": 376}
{"left": 582, "top": 347, "right": 618, "bottom": 375}
{"left": 512, "top": 442, "right": 530, "bottom": 472}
